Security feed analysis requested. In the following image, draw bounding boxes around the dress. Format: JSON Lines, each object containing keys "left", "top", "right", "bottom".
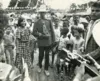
{"left": 15, "top": 27, "right": 32, "bottom": 74}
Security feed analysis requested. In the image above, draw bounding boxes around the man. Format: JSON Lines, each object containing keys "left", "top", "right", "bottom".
{"left": 85, "top": 19, "right": 100, "bottom": 63}
{"left": 33, "top": 7, "right": 55, "bottom": 76}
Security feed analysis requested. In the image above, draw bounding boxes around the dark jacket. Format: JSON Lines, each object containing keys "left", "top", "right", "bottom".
{"left": 33, "top": 19, "right": 55, "bottom": 47}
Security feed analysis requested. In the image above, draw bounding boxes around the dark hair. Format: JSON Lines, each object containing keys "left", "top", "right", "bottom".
{"left": 71, "top": 26, "right": 84, "bottom": 36}
{"left": 61, "top": 28, "right": 69, "bottom": 35}
{"left": 17, "top": 17, "right": 24, "bottom": 27}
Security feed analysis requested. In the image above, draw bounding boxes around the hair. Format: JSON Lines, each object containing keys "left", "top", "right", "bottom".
{"left": 17, "top": 17, "right": 24, "bottom": 27}
{"left": 61, "top": 28, "right": 69, "bottom": 36}
{"left": 71, "top": 26, "right": 84, "bottom": 36}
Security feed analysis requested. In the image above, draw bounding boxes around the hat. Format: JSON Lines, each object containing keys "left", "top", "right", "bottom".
{"left": 37, "top": 4, "right": 49, "bottom": 12}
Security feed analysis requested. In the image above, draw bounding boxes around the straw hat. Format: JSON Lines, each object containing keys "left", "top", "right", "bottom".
{"left": 37, "top": 4, "right": 49, "bottom": 12}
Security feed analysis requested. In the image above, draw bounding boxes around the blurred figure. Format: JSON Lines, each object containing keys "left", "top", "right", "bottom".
{"left": 15, "top": 17, "right": 32, "bottom": 76}
{"left": 33, "top": 8, "right": 55, "bottom": 76}
{"left": 4, "top": 27, "right": 15, "bottom": 65}
{"left": 51, "top": 19, "right": 61, "bottom": 67}
{"left": 71, "top": 26, "right": 85, "bottom": 54}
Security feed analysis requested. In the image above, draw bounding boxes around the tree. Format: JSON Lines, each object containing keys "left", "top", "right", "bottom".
{"left": 70, "top": 3, "right": 77, "bottom": 10}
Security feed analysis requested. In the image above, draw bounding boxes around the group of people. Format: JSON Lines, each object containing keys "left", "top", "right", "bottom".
{"left": 0, "top": 6, "right": 100, "bottom": 81}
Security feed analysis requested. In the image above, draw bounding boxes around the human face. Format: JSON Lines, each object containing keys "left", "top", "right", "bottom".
{"left": 74, "top": 30, "right": 80, "bottom": 38}
{"left": 40, "top": 12, "right": 46, "bottom": 19}
{"left": 21, "top": 19, "right": 26, "bottom": 27}
{"left": 27, "top": 19, "right": 32, "bottom": 26}
{"left": 55, "top": 22, "right": 58, "bottom": 29}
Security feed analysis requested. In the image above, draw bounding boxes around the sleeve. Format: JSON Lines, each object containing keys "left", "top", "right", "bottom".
{"left": 32, "top": 22, "right": 40, "bottom": 38}
{"left": 80, "top": 39, "right": 85, "bottom": 49}
{"left": 50, "top": 20, "right": 56, "bottom": 43}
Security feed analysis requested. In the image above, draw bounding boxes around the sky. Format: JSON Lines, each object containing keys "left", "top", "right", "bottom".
{"left": 0, "top": 0, "right": 98, "bottom": 9}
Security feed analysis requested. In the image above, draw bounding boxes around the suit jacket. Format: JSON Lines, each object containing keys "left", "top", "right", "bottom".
{"left": 33, "top": 19, "right": 55, "bottom": 46}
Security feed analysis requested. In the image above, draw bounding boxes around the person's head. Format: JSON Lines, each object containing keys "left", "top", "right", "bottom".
{"left": 61, "top": 28, "right": 69, "bottom": 37}
{"left": 27, "top": 19, "right": 32, "bottom": 27}
{"left": 5, "top": 27, "right": 12, "bottom": 35}
{"left": 39, "top": 12, "right": 46, "bottom": 19}
{"left": 73, "top": 16, "right": 80, "bottom": 25}
{"left": 17, "top": 17, "right": 26, "bottom": 28}
{"left": 71, "top": 26, "right": 84, "bottom": 38}
{"left": 55, "top": 21, "right": 59, "bottom": 29}
{"left": 9, "top": 18, "right": 13, "bottom": 22}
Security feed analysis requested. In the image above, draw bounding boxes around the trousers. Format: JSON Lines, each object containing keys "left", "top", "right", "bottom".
{"left": 38, "top": 46, "right": 50, "bottom": 70}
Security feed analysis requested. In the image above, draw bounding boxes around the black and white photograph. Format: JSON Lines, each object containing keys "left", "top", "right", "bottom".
{"left": 0, "top": 0, "right": 100, "bottom": 81}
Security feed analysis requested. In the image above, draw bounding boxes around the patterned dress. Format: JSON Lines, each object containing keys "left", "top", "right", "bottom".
{"left": 15, "top": 27, "right": 32, "bottom": 75}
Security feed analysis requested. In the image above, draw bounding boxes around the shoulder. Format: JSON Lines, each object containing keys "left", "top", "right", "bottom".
{"left": 45, "top": 19, "right": 52, "bottom": 23}
{"left": 34, "top": 19, "right": 40, "bottom": 24}
{"left": 81, "top": 37, "right": 85, "bottom": 42}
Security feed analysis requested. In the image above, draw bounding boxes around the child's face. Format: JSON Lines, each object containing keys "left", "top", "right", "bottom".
{"left": 6, "top": 30, "right": 10, "bottom": 35}
{"left": 21, "top": 19, "right": 26, "bottom": 27}
{"left": 5, "top": 28, "right": 11, "bottom": 35}
{"left": 55, "top": 22, "right": 58, "bottom": 28}
{"left": 74, "top": 30, "right": 80, "bottom": 37}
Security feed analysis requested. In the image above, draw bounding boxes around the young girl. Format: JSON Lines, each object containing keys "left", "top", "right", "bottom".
{"left": 15, "top": 17, "right": 32, "bottom": 76}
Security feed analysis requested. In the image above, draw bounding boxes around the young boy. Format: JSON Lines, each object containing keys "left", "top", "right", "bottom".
{"left": 71, "top": 26, "right": 85, "bottom": 54}
{"left": 56, "top": 28, "right": 70, "bottom": 73}
{"left": 51, "top": 20, "right": 60, "bottom": 67}
{"left": 4, "top": 27, "right": 15, "bottom": 65}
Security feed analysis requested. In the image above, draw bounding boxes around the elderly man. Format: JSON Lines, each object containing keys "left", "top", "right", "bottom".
{"left": 33, "top": 7, "right": 55, "bottom": 76}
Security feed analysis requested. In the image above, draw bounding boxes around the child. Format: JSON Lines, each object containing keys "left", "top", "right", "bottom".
{"left": 58, "top": 28, "right": 69, "bottom": 51}
{"left": 29, "top": 31, "right": 37, "bottom": 66}
{"left": 56, "top": 28, "right": 70, "bottom": 73}
{"left": 4, "top": 27, "right": 15, "bottom": 65}
{"left": 71, "top": 26, "right": 85, "bottom": 54}
{"left": 51, "top": 20, "right": 60, "bottom": 67}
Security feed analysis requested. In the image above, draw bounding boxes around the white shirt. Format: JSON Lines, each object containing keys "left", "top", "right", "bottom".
{"left": 54, "top": 27, "right": 60, "bottom": 42}
{"left": 71, "top": 37, "right": 84, "bottom": 54}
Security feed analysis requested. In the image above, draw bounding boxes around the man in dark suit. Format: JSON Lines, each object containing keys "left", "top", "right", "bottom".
{"left": 33, "top": 8, "right": 55, "bottom": 76}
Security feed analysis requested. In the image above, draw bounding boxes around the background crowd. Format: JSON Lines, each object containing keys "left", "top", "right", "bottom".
{"left": 0, "top": 5, "right": 100, "bottom": 81}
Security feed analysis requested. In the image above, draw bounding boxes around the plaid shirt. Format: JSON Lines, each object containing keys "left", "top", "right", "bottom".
{"left": 16, "top": 28, "right": 30, "bottom": 54}
{"left": 15, "top": 27, "right": 32, "bottom": 74}
{"left": 85, "top": 35, "right": 99, "bottom": 59}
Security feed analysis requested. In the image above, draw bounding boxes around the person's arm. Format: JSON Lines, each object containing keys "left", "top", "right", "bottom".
{"left": 50, "top": 20, "right": 55, "bottom": 43}
{"left": 33, "top": 22, "right": 42, "bottom": 38}
{"left": 86, "top": 76, "right": 100, "bottom": 81}
{"left": 79, "top": 39, "right": 85, "bottom": 53}
{"left": 73, "top": 62, "right": 85, "bottom": 81}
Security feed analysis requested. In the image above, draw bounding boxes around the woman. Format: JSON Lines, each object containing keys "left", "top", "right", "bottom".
{"left": 15, "top": 17, "right": 32, "bottom": 75}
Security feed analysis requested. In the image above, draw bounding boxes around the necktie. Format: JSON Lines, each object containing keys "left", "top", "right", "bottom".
{"left": 42, "top": 21, "right": 49, "bottom": 36}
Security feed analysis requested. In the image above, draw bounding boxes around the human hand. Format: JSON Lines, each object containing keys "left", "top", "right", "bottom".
{"left": 79, "top": 47, "right": 84, "bottom": 53}
{"left": 75, "top": 61, "right": 86, "bottom": 75}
